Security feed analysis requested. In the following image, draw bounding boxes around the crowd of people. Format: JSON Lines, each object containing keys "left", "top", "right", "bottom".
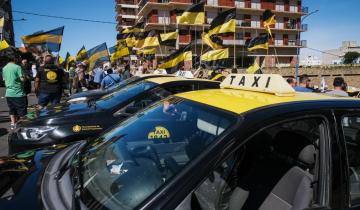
{"left": 0, "top": 51, "right": 356, "bottom": 130}
{"left": 286, "top": 74, "right": 349, "bottom": 97}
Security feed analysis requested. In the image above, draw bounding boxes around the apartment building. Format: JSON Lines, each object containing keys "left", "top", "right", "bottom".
{"left": 116, "top": 0, "right": 308, "bottom": 67}
{"left": 116, "top": 0, "right": 139, "bottom": 32}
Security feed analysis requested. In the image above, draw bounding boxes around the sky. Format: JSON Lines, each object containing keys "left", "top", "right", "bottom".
{"left": 11, "top": 0, "right": 360, "bottom": 59}
{"left": 12, "top": 0, "right": 117, "bottom": 57}
{"left": 301, "top": 0, "right": 360, "bottom": 59}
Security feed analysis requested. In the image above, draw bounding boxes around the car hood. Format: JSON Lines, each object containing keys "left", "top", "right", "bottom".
{"left": 24, "top": 102, "right": 100, "bottom": 125}
{"left": 68, "top": 89, "right": 107, "bottom": 100}
{"left": 0, "top": 143, "right": 77, "bottom": 210}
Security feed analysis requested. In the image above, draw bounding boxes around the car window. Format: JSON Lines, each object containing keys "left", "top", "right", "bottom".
{"left": 118, "top": 87, "right": 172, "bottom": 114}
{"left": 164, "top": 84, "right": 194, "bottom": 94}
{"left": 341, "top": 116, "right": 360, "bottom": 206}
{"left": 77, "top": 97, "right": 237, "bottom": 210}
{"left": 96, "top": 81, "right": 156, "bottom": 109}
{"left": 176, "top": 118, "right": 325, "bottom": 210}
{"left": 107, "top": 76, "right": 140, "bottom": 91}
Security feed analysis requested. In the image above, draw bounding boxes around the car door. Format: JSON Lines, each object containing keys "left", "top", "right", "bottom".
{"left": 172, "top": 116, "right": 332, "bottom": 210}
{"left": 334, "top": 110, "right": 360, "bottom": 210}
{"left": 140, "top": 108, "right": 335, "bottom": 210}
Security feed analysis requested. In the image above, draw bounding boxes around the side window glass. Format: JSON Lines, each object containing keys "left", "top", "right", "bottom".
{"left": 342, "top": 116, "right": 360, "bottom": 206}
{"left": 177, "top": 118, "right": 324, "bottom": 210}
{"left": 165, "top": 85, "right": 194, "bottom": 94}
{"left": 124, "top": 88, "right": 171, "bottom": 114}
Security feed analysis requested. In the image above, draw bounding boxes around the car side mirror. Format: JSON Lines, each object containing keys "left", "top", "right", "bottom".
{"left": 113, "top": 111, "right": 132, "bottom": 118}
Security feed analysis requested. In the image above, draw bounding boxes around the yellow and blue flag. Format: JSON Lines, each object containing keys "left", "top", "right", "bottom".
{"left": 87, "top": 43, "right": 110, "bottom": 71}
{"left": 21, "top": 26, "right": 64, "bottom": 52}
{"left": 76, "top": 46, "right": 87, "bottom": 61}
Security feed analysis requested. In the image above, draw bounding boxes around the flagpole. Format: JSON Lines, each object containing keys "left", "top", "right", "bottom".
{"left": 199, "top": 6, "right": 205, "bottom": 71}
{"left": 233, "top": 31, "right": 236, "bottom": 69}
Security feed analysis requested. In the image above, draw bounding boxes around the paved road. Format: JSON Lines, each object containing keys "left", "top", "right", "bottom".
{"left": 0, "top": 87, "right": 37, "bottom": 156}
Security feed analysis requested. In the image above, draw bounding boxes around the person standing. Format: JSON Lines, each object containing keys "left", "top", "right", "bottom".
{"left": 68, "top": 63, "right": 76, "bottom": 95}
{"left": 286, "top": 76, "right": 296, "bottom": 88}
{"left": 100, "top": 68, "right": 121, "bottom": 89}
{"left": 122, "top": 63, "right": 131, "bottom": 80}
{"left": 325, "top": 77, "right": 349, "bottom": 97}
{"left": 93, "top": 65, "right": 104, "bottom": 89}
{"left": 2, "top": 56, "right": 27, "bottom": 130}
{"left": 20, "top": 59, "right": 32, "bottom": 96}
{"left": 35, "top": 55, "right": 65, "bottom": 108}
{"left": 294, "top": 74, "right": 313, "bottom": 92}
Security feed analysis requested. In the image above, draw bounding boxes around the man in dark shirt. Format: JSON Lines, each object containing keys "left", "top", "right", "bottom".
{"left": 35, "top": 55, "right": 65, "bottom": 108}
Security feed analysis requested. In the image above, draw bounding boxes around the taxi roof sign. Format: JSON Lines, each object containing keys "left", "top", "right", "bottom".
{"left": 220, "top": 74, "right": 295, "bottom": 96}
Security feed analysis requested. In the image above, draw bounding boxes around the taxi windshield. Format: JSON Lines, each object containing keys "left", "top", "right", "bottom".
{"left": 77, "top": 97, "right": 237, "bottom": 209}
{"left": 95, "top": 81, "right": 156, "bottom": 109}
{"left": 106, "top": 76, "right": 140, "bottom": 92}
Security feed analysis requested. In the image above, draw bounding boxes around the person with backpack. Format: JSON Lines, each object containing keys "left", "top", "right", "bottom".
{"left": 100, "top": 67, "right": 121, "bottom": 89}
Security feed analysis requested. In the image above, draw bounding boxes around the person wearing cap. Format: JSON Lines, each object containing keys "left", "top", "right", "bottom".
{"left": 100, "top": 67, "right": 121, "bottom": 89}
{"left": 294, "top": 74, "right": 313, "bottom": 92}
{"left": 325, "top": 77, "right": 349, "bottom": 97}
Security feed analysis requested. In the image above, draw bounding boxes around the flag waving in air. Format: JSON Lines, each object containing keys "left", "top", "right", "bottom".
{"left": 246, "top": 34, "right": 269, "bottom": 51}
{"left": 0, "top": 40, "right": 10, "bottom": 51}
{"left": 21, "top": 26, "right": 64, "bottom": 53}
{"left": 262, "top": 10, "right": 276, "bottom": 37}
{"left": 202, "top": 32, "right": 223, "bottom": 50}
{"left": 176, "top": 1, "right": 205, "bottom": 25}
{"left": 200, "top": 48, "right": 229, "bottom": 68}
{"left": 160, "top": 31, "right": 178, "bottom": 47}
{"left": 158, "top": 44, "right": 192, "bottom": 73}
{"left": 208, "top": 8, "right": 236, "bottom": 36}
{"left": 76, "top": 46, "right": 87, "bottom": 61}
{"left": 87, "top": 43, "right": 110, "bottom": 71}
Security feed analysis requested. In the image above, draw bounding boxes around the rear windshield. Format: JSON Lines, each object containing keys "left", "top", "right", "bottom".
{"left": 96, "top": 81, "right": 156, "bottom": 109}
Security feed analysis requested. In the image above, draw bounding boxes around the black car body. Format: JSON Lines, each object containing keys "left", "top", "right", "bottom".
{"left": 1, "top": 94, "right": 360, "bottom": 210}
{"left": 67, "top": 74, "right": 173, "bottom": 103}
{"left": 8, "top": 77, "right": 219, "bottom": 153}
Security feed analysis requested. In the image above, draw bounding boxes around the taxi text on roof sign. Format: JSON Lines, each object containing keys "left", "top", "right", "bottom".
{"left": 220, "top": 74, "right": 295, "bottom": 96}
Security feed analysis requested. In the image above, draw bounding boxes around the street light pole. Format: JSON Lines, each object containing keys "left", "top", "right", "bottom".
{"left": 295, "top": 9, "right": 319, "bottom": 81}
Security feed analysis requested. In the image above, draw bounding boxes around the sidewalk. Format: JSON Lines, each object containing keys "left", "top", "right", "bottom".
{"left": 0, "top": 88, "right": 37, "bottom": 156}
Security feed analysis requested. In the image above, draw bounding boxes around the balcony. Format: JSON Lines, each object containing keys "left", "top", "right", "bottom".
{"left": 119, "top": 0, "right": 136, "bottom": 4}
{"left": 241, "top": 21, "right": 251, "bottom": 27}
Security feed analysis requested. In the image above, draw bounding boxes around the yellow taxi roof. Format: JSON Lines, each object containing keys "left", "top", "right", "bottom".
{"left": 176, "top": 88, "right": 359, "bottom": 114}
{"left": 145, "top": 76, "right": 217, "bottom": 84}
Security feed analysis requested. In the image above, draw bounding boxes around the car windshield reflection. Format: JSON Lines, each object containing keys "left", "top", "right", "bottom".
{"left": 76, "top": 97, "right": 237, "bottom": 209}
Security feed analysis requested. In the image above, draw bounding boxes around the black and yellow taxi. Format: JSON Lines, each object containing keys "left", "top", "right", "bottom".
{"left": 2, "top": 74, "right": 360, "bottom": 210}
{"left": 8, "top": 77, "right": 219, "bottom": 154}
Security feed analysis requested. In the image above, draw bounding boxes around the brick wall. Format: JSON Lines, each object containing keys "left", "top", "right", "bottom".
{"left": 248, "top": 66, "right": 360, "bottom": 88}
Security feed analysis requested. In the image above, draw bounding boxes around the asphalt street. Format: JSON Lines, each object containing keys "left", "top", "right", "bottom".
{"left": 0, "top": 87, "right": 37, "bottom": 156}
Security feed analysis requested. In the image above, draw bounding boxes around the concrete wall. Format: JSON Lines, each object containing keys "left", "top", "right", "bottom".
{"left": 238, "top": 65, "right": 360, "bottom": 88}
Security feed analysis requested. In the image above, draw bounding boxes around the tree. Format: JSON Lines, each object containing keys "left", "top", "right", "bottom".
{"left": 343, "top": 51, "right": 360, "bottom": 64}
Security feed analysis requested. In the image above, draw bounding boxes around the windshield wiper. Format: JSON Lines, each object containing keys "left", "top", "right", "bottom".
{"left": 55, "top": 143, "right": 85, "bottom": 180}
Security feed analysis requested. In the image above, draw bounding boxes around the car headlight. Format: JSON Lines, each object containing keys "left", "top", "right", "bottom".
{"left": 68, "top": 97, "right": 87, "bottom": 103}
{"left": 19, "top": 126, "right": 57, "bottom": 141}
